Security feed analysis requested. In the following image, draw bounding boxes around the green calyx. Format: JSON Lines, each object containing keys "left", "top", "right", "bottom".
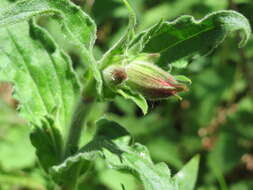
{"left": 102, "top": 59, "right": 188, "bottom": 100}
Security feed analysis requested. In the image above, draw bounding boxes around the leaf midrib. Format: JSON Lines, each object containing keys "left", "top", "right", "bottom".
{"left": 158, "top": 24, "right": 215, "bottom": 54}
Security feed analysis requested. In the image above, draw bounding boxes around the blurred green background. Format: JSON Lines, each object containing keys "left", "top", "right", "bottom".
{"left": 0, "top": 0, "right": 253, "bottom": 189}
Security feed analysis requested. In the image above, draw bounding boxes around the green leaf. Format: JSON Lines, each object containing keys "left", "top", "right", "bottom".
{"left": 30, "top": 117, "right": 63, "bottom": 173}
{"left": 0, "top": 21, "right": 81, "bottom": 129}
{"left": 49, "top": 118, "right": 131, "bottom": 187}
{"left": 0, "top": 17, "right": 81, "bottom": 172}
{"left": 117, "top": 89, "right": 148, "bottom": 115}
{"left": 0, "top": 0, "right": 96, "bottom": 48}
{"left": 173, "top": 155, "right": 200, "bottom": 190}
{"left": 130, "top": 10, "right": 251, "bottom": 64}
{"left": 0, "top": 0, "right": 103, "bottom": 97}
{"left": 102, "top": 144, "right": 175, "bottom": 190}
{"left": 51, "top": 119, "right": 176, "bottom": 190}
{"left": 174, "top": 75, "right": 192, "bottom": 84}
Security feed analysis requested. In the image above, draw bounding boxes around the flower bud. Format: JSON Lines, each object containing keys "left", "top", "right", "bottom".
{"left": 125, "top": 61, "right": 187, "bottom": 99}
{"left": 103, "top": 61, "right": 188, "bottom": 100}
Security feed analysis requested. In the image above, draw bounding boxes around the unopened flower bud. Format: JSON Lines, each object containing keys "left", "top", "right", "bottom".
{"left": 103, "top": 61, "right": 188, "bottom": 100}
{"left": 125, "top": 61, "right": 187, "bottom": 99}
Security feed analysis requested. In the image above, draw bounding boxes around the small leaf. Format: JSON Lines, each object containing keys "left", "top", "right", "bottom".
{"left": 117, "top": 89, "right": 148, "bottom": 115}
{"left": 130, "top": 10, "right": 251, "bottom": 64}
{"left": 173, "top": 155, "right": 200, "bottom": 190}
{"left": 174, "top": 75, "right": 192, "bottom": 84}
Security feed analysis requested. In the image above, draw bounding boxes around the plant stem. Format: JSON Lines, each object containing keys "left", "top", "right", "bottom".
{"left": 61, "top": 46, "right": 99, "bottom": 190}
{"left": 63, "top": 46, "right": 99, "bottom": 159}
{"left": 60, "top": 89, "right": 95, "bottom": 190}
{"left": 63, "top": 95, "right": 94, "bottom": 159}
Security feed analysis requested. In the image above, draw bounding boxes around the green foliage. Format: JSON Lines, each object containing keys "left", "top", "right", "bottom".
{"left": 174, "top": 155, "right": 199, "bottom": 190}
{"left": 130, "top": 10, "right": 251, "bottom": 65}
{"left": 30, "top": 117, "right": 63, "bottom": 173}
{"left": 0, "top": 0, "right": 252, "bottom": 190}
{"left": 0, "top": 0, "right": 96, "bottom": 48}
{"left": 0, "top": 0, "right": 102, "bottom": 95}
{"left": 0, "top": 21, "right": 80, "bottom": 129}
{"left": 117, "top": 88, "right": 148, "bottom": 115}
{"left": 51, "top": 119, "right": 199, "bottom": 190}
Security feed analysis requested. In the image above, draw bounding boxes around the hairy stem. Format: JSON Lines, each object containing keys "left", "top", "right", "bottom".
{"left": 63, "top": 96, "right": 94, "bottom": 159}
{"left": 63, "top": 45, "right": 99, "bottom": 159}
{"left": 60, "top": 83, "right": 95, "bottom": 190}
{"left": 61, "top": 47, "right": 99, "bottom": 190}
